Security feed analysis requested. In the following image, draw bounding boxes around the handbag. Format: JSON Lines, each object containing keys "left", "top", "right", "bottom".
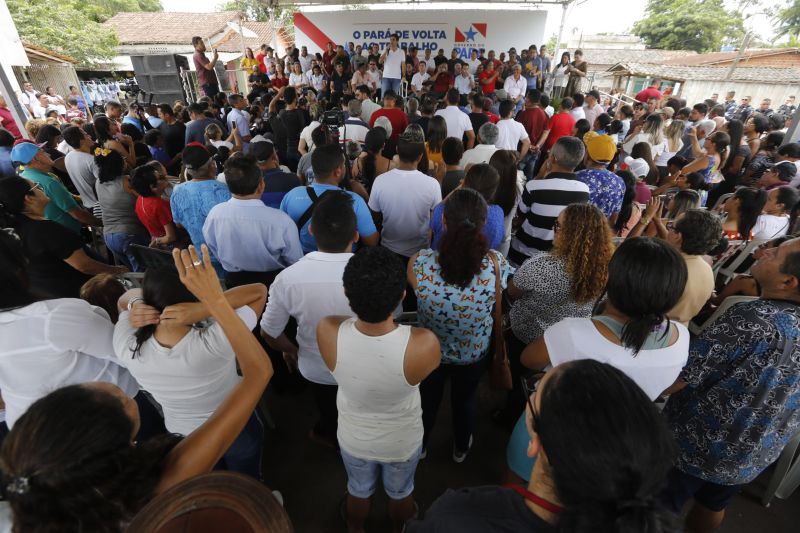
{"left": 489, "top": 253, "right": 513, "bottom": 391}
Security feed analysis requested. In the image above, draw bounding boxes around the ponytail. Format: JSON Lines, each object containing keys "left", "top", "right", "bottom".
{"left": 620, "top": 315, "right": 668, "bottom": 356}
{"left": 438, "top": 189, "right": 488, "bottom": 288}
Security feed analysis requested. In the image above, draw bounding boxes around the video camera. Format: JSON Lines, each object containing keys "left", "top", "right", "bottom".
{"left": 322, "top": 109, "right": 345, "bottom": 128}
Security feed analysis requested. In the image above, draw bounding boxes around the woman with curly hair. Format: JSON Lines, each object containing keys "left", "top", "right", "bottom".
{"left": 497, "top": 204, "right": 614, "bottom": 425}
{"left": 409, "top": 188, "right": 514, "bottom": 462}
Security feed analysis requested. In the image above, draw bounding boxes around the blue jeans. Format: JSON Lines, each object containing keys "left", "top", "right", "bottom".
{"left": 520, "top": 152, "right": 539, "bottom": 181}
{"left": 381, "top": 77, "right": 402, "bottom": 96}
{"left": 340, "top": 445, "right": 422, "bottom": 499}
{"left": 219, "top": 410, "right": 264, "bottom": 480}
{"left": 104, "top": 233, "right": 150, "bottom": 272}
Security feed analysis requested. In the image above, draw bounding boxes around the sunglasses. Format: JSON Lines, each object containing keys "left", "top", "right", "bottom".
{"left": 520, "top": 372, "right": 547, "bottom": 431}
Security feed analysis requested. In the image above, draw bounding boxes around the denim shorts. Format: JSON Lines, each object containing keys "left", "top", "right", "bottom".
{"left": 340, "top": 445, "right": 422, "bottom": 500}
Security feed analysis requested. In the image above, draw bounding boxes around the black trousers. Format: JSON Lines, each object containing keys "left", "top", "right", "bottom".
{"left": 224, "top": 269, "right": 281, "bottom": 289}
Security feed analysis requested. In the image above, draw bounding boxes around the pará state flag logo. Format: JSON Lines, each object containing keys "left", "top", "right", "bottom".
{"left": 454, "top": 23, "right": 487, "bottom": 43}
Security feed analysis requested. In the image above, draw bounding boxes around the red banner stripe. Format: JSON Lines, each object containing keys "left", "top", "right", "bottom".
{"left": 294, "top": 12, "right": 335, "bottom": 51}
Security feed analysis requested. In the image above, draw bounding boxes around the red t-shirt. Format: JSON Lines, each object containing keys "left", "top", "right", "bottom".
{"left": 635, "top": 86, "right": 662, "bottom": 103}
{"left": 255, "top": 52, "right": 267, "bottom": 74}
{"left": 478, "top": 70, "right": 498, "bottom": 94}
{"left": 0, "top": 107, "right": 22, "bottom": 139}
{"left": 516, "top": 107, "right": 548, "bottom": 142}
{"left": 369, "top": 107, "right": 409, "bottom": 142}
{"left": 432, "top": 72, "right": 454, "bottom": 95}
{"left": 485, "top": 111, "right": 500, "bottom": 124}
{"left": 544, "top": 111, "right": 576, "bottom": 150}
{"left": 322, "top": 51, "right": 337, "bottom": 76}
{"left": 271, "top": 75, "right": 288, "bottom": 89}
{"left": 135, "top": 196, "right": 173, "bottom": 238}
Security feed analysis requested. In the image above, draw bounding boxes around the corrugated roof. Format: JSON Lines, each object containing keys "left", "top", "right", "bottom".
{"left": 606, "top": 62, "right": 800, "bottom": 84}
{"left": 663, "top": 48, "right": 800, "bottom": 66}
{"left": 582, "top": 48, "right": 697, "bottom": 68}
{"left": 22, "top": 41, "right": 77, "bottom": 64}
{"left": 103, "top": 11, "right": 241, "bottom": 45}
{"left": 214, "top": 21, "right": 292, "bottom": 53}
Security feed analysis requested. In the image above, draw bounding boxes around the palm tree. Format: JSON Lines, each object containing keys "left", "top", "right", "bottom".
{"left": 774, "top": 0, "right": 800, "bottom": 40}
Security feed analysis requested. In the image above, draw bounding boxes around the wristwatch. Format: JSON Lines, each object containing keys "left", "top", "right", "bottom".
{"left": 127, "top": 296, "right": 143, "bottom": 311}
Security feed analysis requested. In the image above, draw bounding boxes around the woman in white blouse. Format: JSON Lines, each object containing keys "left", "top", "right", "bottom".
{"left": 623, "top": 113, "right": 667, "bottom": 160}
{"left": 288, "top": 62, "right": 308, "bottom": 89}
{"left": 308, "top": 65, "right": 326, "bottom": 93}
{"left": 753, "top": 187, "right": 799, "bottom": 240}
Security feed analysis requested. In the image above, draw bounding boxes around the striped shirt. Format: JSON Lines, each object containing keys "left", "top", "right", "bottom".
{"left": 511, "top": 172, "right": 590, "bottom": 257}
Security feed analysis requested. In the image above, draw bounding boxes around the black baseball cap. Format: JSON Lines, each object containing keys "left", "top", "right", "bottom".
{"left": 182, "top": 142, "right": 212, "bottom": 169}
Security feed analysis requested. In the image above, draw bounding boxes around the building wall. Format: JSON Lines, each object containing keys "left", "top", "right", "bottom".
{"left": 13, "top": 60, "right": 81, "bottom": 105}
{"left": 680, "top": 80, "right": 800, "bottom": 108}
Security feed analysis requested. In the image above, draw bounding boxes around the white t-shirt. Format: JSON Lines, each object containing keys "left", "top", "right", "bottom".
{"left": 435, "top": 106, "right": 473, "bottom": 140}
{"left": 454, "top": 74, "right": 473, "bottom": 94}
{"left": 210, "top": 139, "right": 234, "bottom": 150}
{"left": 289, "top": 72, "right": 308, "bottom": 87}
{"left": 368, "top": 168, "right": 443, "bottom": 257}
{"left": 583, "top": 103, "right": 605, "bottom": 127}
{"left": 503, "top": 76, "right": 527, "bottom": 100}
{"left": 383, "top": 48, "right": 405, "bottom": 79}
{"left": 460, "top": 144, "right": 499, "bottom": 167}
{"left": 544, "top": 317, "right": 689, "bottom": 400}
{"left": 466, "top": 58, "right": 481, "bottom": 75}
{"left": 112, "top": 306, "right": 257, "bottom": 435}
{"left": 411, "top": 72, "right": 430, "bottom": 92}
{"left": 570, "top": 106, "right": 585, "bottom": 121}
{"left": 300, "top": 120, "right": 321, "bottom": 151}
{"left": 0, "top": 299, "right": 139, "bottom": 428}
{"left": 753, "top": 213, "right": 790, "bottom": 240}
{"left": 495, "top": 118, "right": 529, "bottom": 151}
{"left": 298, "top": 54, "right": 313, "bottom": 73}
{"left": 260, "top": 252, "right": 354, "bottom": 385}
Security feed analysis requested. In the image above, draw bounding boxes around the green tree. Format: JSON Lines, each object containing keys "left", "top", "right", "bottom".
{"left": 632, "top": 0, "right": 745, "bottom": 52}
{"left": 219, "top": 0, "right": 297, "bottom": 30}
{"left": 8, "top": 0, "right": 162, "bottom": 65}
{"left": 774, "top": 0, "right": 800, "bottom": 40}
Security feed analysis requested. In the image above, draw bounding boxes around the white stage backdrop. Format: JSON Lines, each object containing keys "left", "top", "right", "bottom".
{"left": 294, "top": 9, "right": 547, "bottom": 59}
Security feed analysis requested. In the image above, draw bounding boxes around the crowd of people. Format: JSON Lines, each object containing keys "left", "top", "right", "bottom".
{"left": 0, "top": 31, "right": 799, "bottom": 533}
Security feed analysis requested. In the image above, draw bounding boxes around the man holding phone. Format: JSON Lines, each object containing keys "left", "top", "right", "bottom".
{"left": 192, "top": 36, "right": 220, "bottom": 98}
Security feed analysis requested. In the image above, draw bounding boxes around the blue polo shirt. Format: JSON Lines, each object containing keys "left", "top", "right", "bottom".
{"left": 279, "top": 183, "right": 377, "bottom": 253}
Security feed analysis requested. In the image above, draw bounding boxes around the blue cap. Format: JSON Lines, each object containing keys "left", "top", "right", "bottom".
{"left": 10, "top": 142, "right": 45, "bottom": 164}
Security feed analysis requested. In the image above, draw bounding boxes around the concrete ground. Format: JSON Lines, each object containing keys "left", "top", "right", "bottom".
{"left": 261, "top": 378, "right": 800, "bottom": 533}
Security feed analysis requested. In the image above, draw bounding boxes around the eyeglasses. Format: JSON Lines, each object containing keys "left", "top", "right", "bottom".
{"left": 520, "top": 372, "right": 547, "bottom": 432}
{"left": 27, "top": 182, "right": 43, "bottom": 194}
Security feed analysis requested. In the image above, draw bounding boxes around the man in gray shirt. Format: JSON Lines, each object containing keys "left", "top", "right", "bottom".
{"left": 62, "top": 126, "right": 99, "bottom": 210}
{"left": 185, "top": 102, "right": 223, "bottom": 145}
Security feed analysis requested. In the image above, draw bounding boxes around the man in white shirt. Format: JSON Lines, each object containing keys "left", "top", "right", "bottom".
{"left": 460, "top": 122, "right": 500, "bottom": 167}
{"left": 454, "top": 63, "right": 475, "bottom": 95}
{"left": 583, "top": 90, "right": 605, "bottom": 128}
{"left": 339, "top": 99, "right": 370, "bottom": 145}
{"left": 379, "top": 33, "right": 405, "bottom": 96}
{"left": 465, "top": 49, "right": 481, "bottom": 75}
{"left": 366, "top": 60, "right": 382, "bottom": 93}
{"left": 410, "top": 61, "right": 430, "bottom": 95}
{"left": 226, "top": 94, "right": 252, "bottom": 146}
{"left": 18, "top": 82, "right": 39, "bottom": 116}
{"left": 495, "top": 99, "right": 531, "bottom": 159}
{"left": 503, "top": 64, "right": 527, "bottom": 113}
{"left": 261, "top": 191, "right": 361, "bottom": 448}
{"left": 298, "top": 45, "right": 313, "bottom": 73}
{"left": 368, "top": 127, "right": 442, "bottom": 263}
{"left": 434, "top": 88, "right": 475, "bottom": 148}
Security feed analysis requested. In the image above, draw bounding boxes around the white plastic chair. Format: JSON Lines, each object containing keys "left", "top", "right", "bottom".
{"left": 688, "top": 295, "right": 758, "bottom": 336}
{"left": 762, "top": 431, "right": 800, "bottom": 507}
{"left": 712, "top": 192, "right": 734, "bottom": 210}
{"left": 713, "top": 239, "right": 766, "bottom": 286}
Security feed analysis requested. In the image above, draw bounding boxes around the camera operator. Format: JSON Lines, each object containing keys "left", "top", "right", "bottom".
{"left": 339, "top": 99, "right": 369, "bottom": 146}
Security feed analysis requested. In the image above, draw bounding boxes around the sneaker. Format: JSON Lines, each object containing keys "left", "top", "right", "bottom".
{"left": 452, "top": 436, "right": 473, "bottom": 463}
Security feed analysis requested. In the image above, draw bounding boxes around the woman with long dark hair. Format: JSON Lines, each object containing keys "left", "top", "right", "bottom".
{"left": 720, "top": 187, "right": 767, "bottom": 241}
{"left": 0, "top": 245, "right": 275, "bottom": 532}
{"left": 353, "top": 127, "right": 392, "bottom": 192}
{"left": 407, "top": 360, "right": 679, "bottom": 533}
{"left": 94, "top": 114, "right": 137, "bottom": 169}
{"left": 742, "top": 131, "right": 784, "bottom": 186}
{"left": 112, "top": 265, "right": 267, "bottom": 478}
{"left": 425, "top": 115, "right": 447, "bottom": 169}
{"left": 706, "top": 119, "right": 750, "bottom": 208}
{"left": 0, "top": 176, "right": 126, "bottom": 298}
{"left": 95, "top": 151, "right": 149, "bottom": 271}
{"left": 551, "top": 51, "right": 570, "bottom": 100}
{"left": 0, "top": 229, "right": 137, "bottom": 434}
{"left": 630, "top": 141, "right": 660, "bottom": 185}
{"left": 752, "top": 186, "right": 798, "bottom": 240}
{"left": 429, "top": 163, "right": 504, "bottom": 250}
{"left": 130, "top": 164, "right": 178, "bottom": 248}
{"left": 504, "top": 237, "right": 688, "bottom": 481}
{"left": 682, "top": 130, "right": 730, "bottom": 185}
{"left": 409, "top": 188, "right": 514, "bottom": 461}
{"left": 489, "top": 150, "right": 522, "bottom": 256}
{"left": 613, "top": 170, "right": 642, "bottom": 237}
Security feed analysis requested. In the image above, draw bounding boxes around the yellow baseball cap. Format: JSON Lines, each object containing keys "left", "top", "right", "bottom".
{"left": 583, "top": 131, "right": 617, "bottom": 163}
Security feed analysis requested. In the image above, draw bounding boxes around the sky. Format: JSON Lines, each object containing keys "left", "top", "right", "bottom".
{"left": 160, "top": 0, "right": 779, "bottom": 45}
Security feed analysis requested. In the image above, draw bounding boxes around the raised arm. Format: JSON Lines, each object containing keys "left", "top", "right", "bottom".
{"left": 155, "top": 245, "right": 273, "bottom": 494}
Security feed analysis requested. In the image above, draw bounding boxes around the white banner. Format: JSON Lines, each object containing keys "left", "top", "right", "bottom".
{"left": 294, "top": 9, "right": 547, "bottom": 59}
